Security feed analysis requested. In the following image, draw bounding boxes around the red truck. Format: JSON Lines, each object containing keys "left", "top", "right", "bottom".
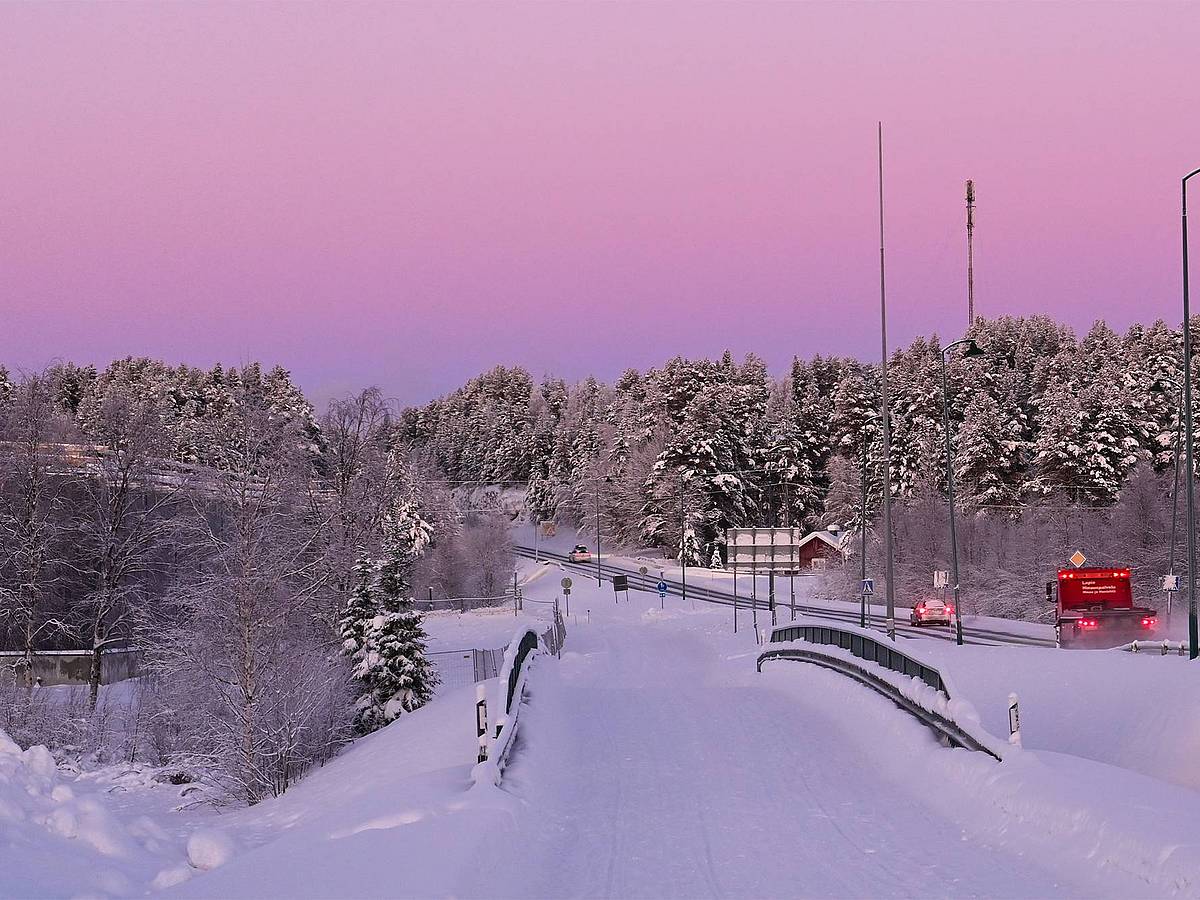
{"left": 1049, "top": 567, "right": 1158, "bottom": 648}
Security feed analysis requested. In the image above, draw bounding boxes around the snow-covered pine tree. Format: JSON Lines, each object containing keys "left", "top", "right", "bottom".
{"left": 709, "top": 544, "right": 724, "bottom": 569}
{"left": 339, "top": 558, "right": 379, "bottom": 661}
{"left": 377, "top": 492, "right": 434, "bottom": 610}
{"left": 352, "top": 607, "right": 439, "bottom": 733}
{"left": 341, "top": 558, "right": 439, "bottom": 734}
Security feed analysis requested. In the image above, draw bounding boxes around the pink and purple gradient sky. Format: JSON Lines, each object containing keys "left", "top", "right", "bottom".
{"left": 3, "top": 2, "right": 1199, "bottom": 407}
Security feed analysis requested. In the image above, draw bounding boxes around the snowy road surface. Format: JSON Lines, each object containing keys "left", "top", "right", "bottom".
{"left": 33, "top": 568, "right": 1194, "bottom": 899}
{"left": 480, "top": 606, "right": 1100, "bottom": 899}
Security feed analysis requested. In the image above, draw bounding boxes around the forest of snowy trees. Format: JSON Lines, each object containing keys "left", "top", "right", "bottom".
{"left": 0, "top": 360, "right": 508, "bottom": 804}
{"left": 400, "top": 315, "right": 1192, "bottom": 619}
{"left": 0, "top": 312, "right": 1189, "bottom": 796}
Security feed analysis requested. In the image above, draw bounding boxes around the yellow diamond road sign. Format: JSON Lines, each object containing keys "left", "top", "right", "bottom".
{"left": 1069, "top": 550, "right": 1087, "bottom": 568}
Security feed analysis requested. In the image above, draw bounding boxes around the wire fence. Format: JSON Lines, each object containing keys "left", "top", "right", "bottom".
{"left": 427, "top": 647, "right": 505, "bottom": 694}
{"left": 415, "top": 593, "right": 514, "bottom": 613}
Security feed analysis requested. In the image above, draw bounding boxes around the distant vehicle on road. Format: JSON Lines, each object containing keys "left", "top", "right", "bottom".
{"left": 1049, "top": 567, "right": 1157, "bottom": 648}
{"left": 568, "top": 544, "right": 592, "bottom": 562}
{"left": 909, "top": 597, "right": 953, "bottom": 627}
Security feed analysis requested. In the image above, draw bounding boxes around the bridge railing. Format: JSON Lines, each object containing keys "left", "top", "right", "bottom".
{"left": 768, "top": 622, "right": 948, "bottom": 694}
{"left": 472, "top": 603, "right": 566, "bottom": 787}
{"left": 758, "top": 619, "right": 1005, "bottom": 761}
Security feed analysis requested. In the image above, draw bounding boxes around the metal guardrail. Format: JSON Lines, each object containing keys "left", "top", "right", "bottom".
{"left": 473, "top": 604, "right": 568, "bottom": 788}
{"left": 1118, "top": 639, "right": 1191, "bottom": 656}
{"left": 504, "top": 630, "right": 539, "bottom": 714}
{"left": 768, "top": 623, "right": 948, "bottom": 694}
{"left": 759, "top": 622, "right": 1002, "bottom": 761}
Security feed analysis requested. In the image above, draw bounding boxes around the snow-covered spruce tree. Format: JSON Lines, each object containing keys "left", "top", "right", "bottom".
{"left": 342, "top": 492, "right": 438, "bottom": 734}
{"left": 377, "top": 493, "right": 433, "bottom": 610}
{"left": 709, "top": 544, "right": 724, "bottom": 569}
{"left": 339, "top": 559, "right": 378, "bottom": 661}
{"left": 351, "top": 604, "right": 438, "bottom": 734}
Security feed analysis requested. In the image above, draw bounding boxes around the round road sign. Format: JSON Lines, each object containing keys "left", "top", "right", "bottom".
{"left": 561, "top": 576, "right": 573, "bottom": 590}
{"left": 638, "top": 566, "right": 648, "bottom": 576}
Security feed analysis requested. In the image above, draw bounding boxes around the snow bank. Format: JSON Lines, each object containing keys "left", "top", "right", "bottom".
{"left": 187, "top": 827, "right": 235, "bottom": 870}
{"left": 760, "top": 629, "right": 1200, "bottom": 897}
{"left": 0, "top": 724, "right": 203, "bottom": 898}
{"left": 915, "top": 639, "right": 1200, "bottom": 791}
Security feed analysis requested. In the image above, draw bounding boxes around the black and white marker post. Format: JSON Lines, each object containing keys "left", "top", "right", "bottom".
{"left": 475, "top": 684, "right": 489, "bottom": 763}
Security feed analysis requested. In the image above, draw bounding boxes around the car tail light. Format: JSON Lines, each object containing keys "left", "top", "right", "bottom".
{"left": 1080, "top": 618, "right": 1098, "bottom": 629}
{"left": 945, "top": 605, "right": 954, "bottom": 615}
{"left": 1142, "top": 617, "right": 1157, "bottom": 628}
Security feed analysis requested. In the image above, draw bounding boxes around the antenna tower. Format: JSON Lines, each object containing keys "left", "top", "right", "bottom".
{"left": 966, "top": 179, "right": 976, "bottom": 324}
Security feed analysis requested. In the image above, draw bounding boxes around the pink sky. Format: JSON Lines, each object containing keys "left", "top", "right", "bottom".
{"left": 3, "top": 2, "right": 1199, "bottom": 406}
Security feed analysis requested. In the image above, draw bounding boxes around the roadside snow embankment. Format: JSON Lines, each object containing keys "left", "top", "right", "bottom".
{"left": 917, "top": 640, "right": 1200, "bottom": 792}
{"left": 762, "top": 629, "right": 1200, "bottom": 897}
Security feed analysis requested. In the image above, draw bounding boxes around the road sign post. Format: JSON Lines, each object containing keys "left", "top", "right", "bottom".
{"left": 561, "top": 576, "right": 572, "bottom": 617}
{"left": 612, "top": 574, "right": 629, "bottom": 603}
{"left": 769, "top": 569, "right": 777, "bottom": 627}
{"left": 1007, "top": 693, "right": 1022, "bottom": 748}
{"left": 656, "top": 576, "right": 668, "bottom": 609}
{"left": 1164, "top": 573, "right": 1181, "bottom": 618}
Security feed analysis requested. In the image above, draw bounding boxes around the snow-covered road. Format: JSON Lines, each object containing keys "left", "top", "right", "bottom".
{"left": 479, "top": 603, "right": 1104, "bottom": 899}
{"left": 29, "top": 565, "right": 1191, "bottom": 899}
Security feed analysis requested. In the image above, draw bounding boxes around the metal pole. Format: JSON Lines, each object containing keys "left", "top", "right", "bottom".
{"left": 679, "top": 474, "right": 687, "bottom": 607}
{"left": 790, "top": 527, "right": 796, "bottom": 621}
{"left": 860, "top": 438, "right": 868, "bottom": 628}
{"left": 732, "top": 549, "right": 739, "bottom": 633}
{"left": 596, "top": 481, "right": 602, "bottom": 586}
{"left": 1168, "top": 381, "right": 1183, "bottom": 621}
{"left": 877, "top": 122, "right": 897, "bottom": 641}
{"left": 534, "top": 517, "right": 539, "bottom": 562}
{"left": 769, "top": 568, "right": 777, "bottom": 628}
{"left": 966, "top": 179, "right": 976, "bottom": 325}
{"left": 1183, "top": 168, "right": 1200, "bottom": 659}
{"left": 941, "top": 348, "right": 965, "bottom": 646}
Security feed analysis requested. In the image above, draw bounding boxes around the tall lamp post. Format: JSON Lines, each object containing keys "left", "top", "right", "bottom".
{"left": 877, "top": 123, "right": 897, "bottom": 641}
{"left": 1182, "top": 167, "right": 1200, "bottom": 658}
{"left": 939, "top": 338, "right": 986, "bottom": 646}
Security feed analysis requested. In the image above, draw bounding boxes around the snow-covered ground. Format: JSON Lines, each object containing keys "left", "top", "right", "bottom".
{"left": 6, "top": 558, "right": 1200, "bottom": 897}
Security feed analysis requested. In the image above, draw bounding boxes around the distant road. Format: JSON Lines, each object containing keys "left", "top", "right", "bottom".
{"left": 514, "top": 542, "right": 1056, "bottom": 649}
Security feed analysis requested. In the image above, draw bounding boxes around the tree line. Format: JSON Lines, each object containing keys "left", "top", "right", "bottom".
{"left": 400, "top": 315, "right": 1192, "bottom": 618}
{"left": 0, "top": 359, "right": 499, "bottom": 804}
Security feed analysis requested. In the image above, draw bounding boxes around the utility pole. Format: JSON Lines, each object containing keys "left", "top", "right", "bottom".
{"left": 1182, "top": 167, "right": 1200, "bottom": 659}
{"left": 860, "top": 439, "right": 868, "bottom": 628}
{"left": 966, "top": 179, "right": 976, "bottom": 325}
{"left": 877, "top": 123, "right": 897, "bottom": 641}
{"left": 595, "top": 480, "right": 602, "bottom": 586}
{"left": 679, "top": 473, "right": 687, "bottom": 607}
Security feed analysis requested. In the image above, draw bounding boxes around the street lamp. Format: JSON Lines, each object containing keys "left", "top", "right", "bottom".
{"left": 940, "top": 338, "right": 986, "bottom": 646}
{"left": 1182, "top": 167, "right": 1200, "bottom": 658}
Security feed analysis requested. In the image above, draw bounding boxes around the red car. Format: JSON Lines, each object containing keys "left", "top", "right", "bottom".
{"left": 910, "top": 597, "right": 953, "bottom": 626}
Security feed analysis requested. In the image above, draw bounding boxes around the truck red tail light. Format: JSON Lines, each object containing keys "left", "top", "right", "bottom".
{"left": 1141, "top": 617, "right": 1157, "bottom": 628}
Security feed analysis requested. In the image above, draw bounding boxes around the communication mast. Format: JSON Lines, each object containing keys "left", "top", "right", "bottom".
{"left": 966, "top": 179, "right": 976, "bottom": 325}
